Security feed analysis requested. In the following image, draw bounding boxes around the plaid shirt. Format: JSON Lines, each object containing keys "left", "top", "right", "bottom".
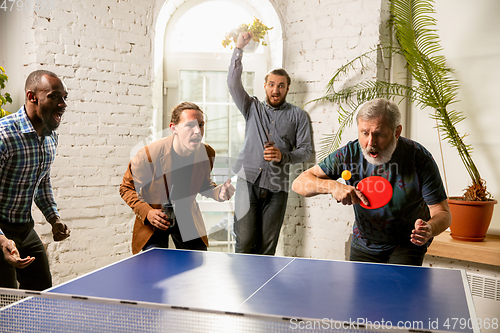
{"left": 0, "top": 107, "right": 59, "bottom": 235}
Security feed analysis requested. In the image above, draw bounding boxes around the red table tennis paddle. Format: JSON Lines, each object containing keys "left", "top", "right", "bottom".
{"left": 356, "top": 176, "right": 392, "bottom": 209}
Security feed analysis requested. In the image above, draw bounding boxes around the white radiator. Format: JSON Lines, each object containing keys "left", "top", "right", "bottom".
{"left": 466, "top": 273, "right": 500, "bottom": 333}
{"left": 467, "top": 273, "right": 500, "bottom": 301}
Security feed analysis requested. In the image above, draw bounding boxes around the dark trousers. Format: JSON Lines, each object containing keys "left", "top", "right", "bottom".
{"left": 349, "top": 242, "right": 428, "bottom": 266}
{"left": 142, "top": 222, "right": 207, "bottom": 251}
{"left": 233, "top": 177, "right": 288, "bottom": 255}
{"left": 0, "top": 222, "right": 52, "bottom": 290}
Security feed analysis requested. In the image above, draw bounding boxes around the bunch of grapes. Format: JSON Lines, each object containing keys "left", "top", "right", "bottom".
{"left": 222, "top": 18, "right": 273, "bottom": 49}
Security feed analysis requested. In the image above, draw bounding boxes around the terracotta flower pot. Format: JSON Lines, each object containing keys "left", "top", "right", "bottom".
{"left": 448, "top": 197, "right": 497, "bottom": 241}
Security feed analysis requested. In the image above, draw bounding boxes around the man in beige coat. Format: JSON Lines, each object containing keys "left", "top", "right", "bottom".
{"left": 120, "top": 102, "right": 234, "bottom": 254}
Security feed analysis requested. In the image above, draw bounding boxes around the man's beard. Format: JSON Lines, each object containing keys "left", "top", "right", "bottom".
{"left": 41, "top": 110, "right": 60, "bottom": 135}
{"left": 266, "top": 93, "right": 286, "bottom": 108}
{"left": 361, "top": 135, "right": 398, "bottom": 166}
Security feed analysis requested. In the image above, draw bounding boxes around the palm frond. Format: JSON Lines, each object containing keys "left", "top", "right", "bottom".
{"left": 307, "top": 0, "right": 487, "bottom": 198}
{"left": 318, "top": 81, "right": 419, "bottom": 107}
{"left": 390, "top": 0, "right": 482, "bottom": 189}
{"left": 317, "top": 104, "right": 357, "bottom": 162}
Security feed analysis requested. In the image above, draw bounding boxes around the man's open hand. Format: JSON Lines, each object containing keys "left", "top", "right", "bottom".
{"left": 0, "top": 236, "right": 35, "bottom": 269}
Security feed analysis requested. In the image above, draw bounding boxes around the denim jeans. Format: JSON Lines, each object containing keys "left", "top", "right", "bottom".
{"left": 349, "top": 242, "right": 428, "bottom": 266}
{"left": 233, "top": 177, "right": 288, "bottom": 255}
{"left": 142, "top": 222, "right": 207, "bottom": 252}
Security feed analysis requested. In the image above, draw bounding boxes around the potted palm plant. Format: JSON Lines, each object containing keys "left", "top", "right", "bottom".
{"left": 309, "top": 0, "right": 496, "bottom": 241}
{"left": 0, "top": 66, "right": 13, "bottom": 118}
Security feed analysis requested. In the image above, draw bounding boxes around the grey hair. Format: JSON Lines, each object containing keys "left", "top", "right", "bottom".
{"left": 356, "top": 98, "right": 401, "bottom": 131}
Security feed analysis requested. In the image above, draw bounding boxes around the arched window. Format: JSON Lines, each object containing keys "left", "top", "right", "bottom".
{"left": 167, "top": 1, "right": 258, "bottom": 54}
{"left": 164, "top": 1, "right": 267, "bottom": 160}
{"left": 154, "top": 0, "right": 281, "bottom": 251}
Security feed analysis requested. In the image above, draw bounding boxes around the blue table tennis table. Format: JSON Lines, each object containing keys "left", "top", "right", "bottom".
{"left": 1, "top": 248, "right": 479, "bottom": 332}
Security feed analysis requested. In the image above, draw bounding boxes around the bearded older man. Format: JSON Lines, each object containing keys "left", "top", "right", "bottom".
{"left": 292, "top": 98, "right": 451, "bottom": 266}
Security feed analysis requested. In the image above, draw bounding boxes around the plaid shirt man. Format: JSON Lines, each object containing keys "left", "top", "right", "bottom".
{"left": 0, "top": 106, "right": 59, "bottom": 235}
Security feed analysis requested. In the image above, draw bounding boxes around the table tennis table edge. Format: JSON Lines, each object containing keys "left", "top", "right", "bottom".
{"left": 1, "top": 286, "right": 467, "bottom": 333}
{"left": 36, "top": 248, "right": 480, "bottom": 333}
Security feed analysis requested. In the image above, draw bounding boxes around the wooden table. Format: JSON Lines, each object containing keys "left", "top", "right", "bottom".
{"left": 426, "top": 231, "right": 500, "bottom": 266}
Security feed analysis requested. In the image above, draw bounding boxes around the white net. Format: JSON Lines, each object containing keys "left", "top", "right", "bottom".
{"left": 0, "top": 290, "right": 27, "bottom": 308}
{"left": 0, "top": 288, "right": 417, "bottom": 333}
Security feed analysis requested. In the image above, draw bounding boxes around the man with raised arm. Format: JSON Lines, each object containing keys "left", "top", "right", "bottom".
{"left": 228, "top": 32, "right": 312, "bottom": 255}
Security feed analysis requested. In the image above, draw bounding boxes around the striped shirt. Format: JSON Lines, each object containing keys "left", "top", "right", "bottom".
{"left": 0, "top": 107, "right": 59, "bottom": 235}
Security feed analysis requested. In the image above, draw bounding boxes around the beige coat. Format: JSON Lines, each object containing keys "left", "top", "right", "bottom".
{"left": 120, "top": 135, "right": 223, "bottom": 254}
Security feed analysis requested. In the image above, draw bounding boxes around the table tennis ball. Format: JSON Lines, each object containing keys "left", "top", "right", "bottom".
{"left": 341, "top": 170, "right": 351, "bottom": 180}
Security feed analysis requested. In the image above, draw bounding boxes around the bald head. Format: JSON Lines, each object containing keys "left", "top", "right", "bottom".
{"left": 25, "top": 70, "right": 60, "bottom": 98}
